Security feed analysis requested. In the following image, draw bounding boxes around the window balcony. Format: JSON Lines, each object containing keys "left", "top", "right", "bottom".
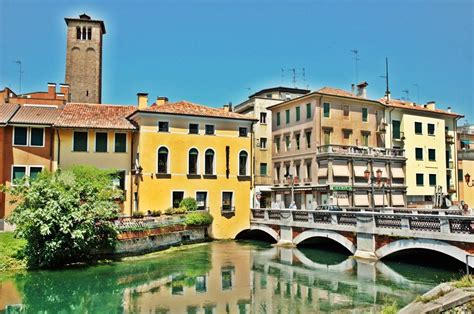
{"left": 445, "top": 132, "right": 455, "bottom": 144}
{"left": 316, "top": 144, "right": 405, "bottom": 159}
{"left": 303, "top": 177, "right": 312, "bottom": 184}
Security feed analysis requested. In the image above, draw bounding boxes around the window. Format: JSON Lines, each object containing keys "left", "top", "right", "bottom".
{"left": 276, "top": 112, "right": 281, "bottom": 126}
{"left": 415, "top": 122, "right": 422, "bottom": 134}
{"left": 114, "top": 133, "right": 127, "bottom": 153}
{"left": 188, "top": 148, "right": 199, "bottom": 174}
{"left": 306, "top": 162, "right": 311, "bottom": 179}
{"left": 285, "top": 109, "right": 290, "bottom": 124}
{"left": 239, "top": 151, "right": 248, "bottom": 176}
{"left": 362, "top": 108, "right": 368, "bottom": 122}
{"left": 260, "top": 163, "right": 267, "bottom": 176}
{"left": 205, "top": 125, "right": 215, "bottom": 135}
{"left": 393, "top": 120, "right": 401, "bottom": 139}
{"left": 172, "top": 191, "right": 184, "bottom": 208}
{"left": 362, "top": 133, "right": 369, "bottom": 146}
{"left": 82, "top": 26, "right": 86, "bottom": 40}
{"left": 95, "top": 132, "right": 108, "bottom": 152}
{"left": 260, "top": 137, "right": 267, "bottom": 149}
{"left": 239, "top": 127, "right": 248, "bottom": 137}
{"left": 275, "top": 165, "right": 281, "bottom": 180}
{"left": 295, "top": 133, "right": 300, "bottom": 150}
{"left": 266, "top": 93, "right": 272, "bottom": 98}
{"left": 111, "top": 170, "right": 126, "bottom": 191}
{"left": 205, "top": 149, "right": 214, "bottom": 175}
{"left": 196, "top": 192, "right": 207, "bottom": 210}
{"left": 415, "top": 147, "right": 423, "bottom": 160}
{"left": 12, "top": 166, "right": 26, "bottom": 183}
{"left": 29, "top": 166, "right": 43, "bottom": 180}
{"left": 76, "top": 27, "right": 81, "bottom": 39}
{"left": 285, "top": 135, "right": 291, "bottom": 151}
{"left": 13, "top": 126, "right": 28, "bottom": 146}
{"left": 323, "top": 103, "right": 330, "bottom": 118}
{"left": 416, "top": 173, "right": 424, "bottom": 186}
{"left": 343, "top": 130, "right": 351, "bottom": 140}
{"left": 87, "top": 27, "right": 92, "bottom": 40}
{"left": 285, "top": 164, "right": 290, "bottom": 177}
{"left": 295, "top": 106, "right": 300, "bottom": 121}
{"left": 305, "top": 130, "right": 311, "bottom": 148}
{"left": 222, "top": 192, "right": 234, "bottom": 212}
{"left": 157, "top": 147, "right": 169, "bottom": 174}
{"left": 428, "top": 123, "right": 435, "bottom": 135}
{"left": 221, "top": 267, "right": 234, "bottom": 290}
{"left": 429, "top": 174, "right": 437, "bottom": 186}
{"left": 260, "top": 112, "right": 267, "bottom": 124}
{"left": 306, "top": 103, "right": 311, "bottom": 119}
{"left": 295, "top": 164, "right": 300, "bottom": 178}
{"left": 158, "top": 121, "right": 169, "bottom": 132}
{"left": 343, "top": 105, "right": 349, "bottom": 118}
{"left": 428, "top": 149, "right": 436, "bottom": 161}
{"left": 73, "top": 131, "right": 88, "bottom": 152}
{"left": 275, "top": 137, "right": 280, "bottom": 152}
{"left": 30, "top": 128, "right": 44, "bottom": 146}
{"left": 323, "top": 130, "right": 331, "bottom": 145}
{"left": 189, "top": 123, "right": 199, "bottom": 134}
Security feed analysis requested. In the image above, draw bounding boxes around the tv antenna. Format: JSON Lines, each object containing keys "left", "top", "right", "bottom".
{"left": 13, "top": 60, "right": 24, "bottom": 94}
{"left": 281, "top": 68, "right": 285, "bottom": 84}
{"left": 379, "top": 57, "right": 390, "bottom": 103}
{"left": 413, "top": 83, "right": 420, "bottom": 103}
{"left": 287, "top": 68, "right": 296, "bottom": 87}
{"left": 350, "top": 49, "right": 360, "bottom": 83}
{"left": 402, "top": 89, "right": 410, "bottom": 101}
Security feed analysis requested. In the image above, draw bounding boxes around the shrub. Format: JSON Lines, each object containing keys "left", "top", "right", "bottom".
{"left": 175, "top": 207, "right": 187, "bottom": 214}
{"left": 5, "top": 166, "right": 120, "bottom": 268}
{"left": 150, "top": 210, "right": 162, "bottom": 217}
{"left": 164, "top": 207, "right": 175, "bottom": 215}
{"left": 132, "top": 211, "right": 144, "bottom": 219}
{"left": 185, "top": 212, "right": 213, "bottom": 226}
{"left": 179, "top": 197, "right": 198, "bottom": 212}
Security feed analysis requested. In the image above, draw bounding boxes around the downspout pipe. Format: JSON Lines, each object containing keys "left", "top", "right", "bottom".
{"left": 129, "top": 131, "right": 134, "bottom": 216}
{"left": 56, "top": 129, "right": 61, "bottom": 169}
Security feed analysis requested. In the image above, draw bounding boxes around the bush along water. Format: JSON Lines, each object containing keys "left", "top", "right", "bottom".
{"left": 185, "top": 212, "right": 213, "bottom": 226}
{"left": 4, "top": 165, "right": 121, "bottom": 269}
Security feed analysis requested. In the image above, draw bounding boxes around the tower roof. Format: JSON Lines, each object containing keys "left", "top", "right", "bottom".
{"left": 65, "top": 14, "right": 106, "bottom": 34}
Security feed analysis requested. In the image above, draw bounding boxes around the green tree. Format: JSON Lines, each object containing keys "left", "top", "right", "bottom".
{"left": 5, "top": 165, "right": 121, "bottom": 268}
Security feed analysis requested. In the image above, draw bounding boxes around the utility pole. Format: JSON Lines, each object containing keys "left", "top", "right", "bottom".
{"left": 13, "top": 60, "right": 23, "bottom": 94}
{"left": 380, "top": 57, "right": 391, "bottom": 103}
{"left": 413, "top": 83, "right": 420, "bottom": 103}
{"left": 350, "top": 49, "right": 360, "bottom": 84}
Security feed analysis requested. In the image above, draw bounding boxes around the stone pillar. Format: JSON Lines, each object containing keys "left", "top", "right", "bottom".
{"left": 354, "top": 215, "right": 377, "bottom": 260}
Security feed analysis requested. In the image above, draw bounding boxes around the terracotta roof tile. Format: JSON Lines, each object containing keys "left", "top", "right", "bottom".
{"left": 9, "top": 105, "right": 61, "bottom": 125}
{"left": 317, "top": 86, "right": 359, "bottom": 98}
{"left": 142, "top": 101, "right": 256, "bottom": 121}
{"left": 381, "top": 98, "right": 463, "bottom": 117}
{"left": 0, "top": 103, "right": 19, "bottom": 124}
{"left": 55, "top": 103, "right": 137, "bottom": 130}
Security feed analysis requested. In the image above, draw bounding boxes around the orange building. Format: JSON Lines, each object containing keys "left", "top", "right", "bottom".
{"left": 0, "top": 83, "right": 70, "bottom": 106}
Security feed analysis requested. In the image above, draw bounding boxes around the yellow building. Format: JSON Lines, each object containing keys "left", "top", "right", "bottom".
{"left": 129, "top": 94, "right": 256, "bottom": 239}
{"left": 54, "top": 103, "right": 137, "bottom": 214}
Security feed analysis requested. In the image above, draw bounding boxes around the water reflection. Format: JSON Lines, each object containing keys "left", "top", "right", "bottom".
{"left": 0, "top": 241, "right": 456, "bottom": 313}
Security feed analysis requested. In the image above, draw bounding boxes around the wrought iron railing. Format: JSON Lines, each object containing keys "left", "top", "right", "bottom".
{"left": 316, "top": 145, "right": 405, "bottom": 158}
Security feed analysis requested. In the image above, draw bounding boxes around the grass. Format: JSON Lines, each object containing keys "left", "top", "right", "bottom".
{"left": 452, "top": 275, "right": 474, "bottom": 288}
{"left": 415, "top": 287, "right": 453, "bottom": 303}
{"left": 380, "top": 301, "right": 399, "bottom": 314}
{"left": 0, "top": 232, "right": 26, "bottom": 271}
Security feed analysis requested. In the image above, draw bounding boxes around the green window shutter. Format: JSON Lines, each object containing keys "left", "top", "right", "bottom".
{"left": 323, "top": 103, "right": 330, "bottom": 118}
{"left": 30, "top": 128, "right": 44, "bottom": 146}
{"left": 95, "top": 132, "right": 108, "bottom": 152}
{"left": 276, "top": 112, "right": 281, "bottom": 126}
{"left": 392, "top": 120, "right": 401, "bottom": 139}
{"left": 296, "top": 106, "right": 300, "bottom": 121}
{"left": 73, "top": 132, "right": 88, "bottom": 152}
{"left": 14, "top": 127, "right": 28, "bottom": 145}
{"left": 260, "top": 163, "right": 267, "bottom": 176}
{"left": 306, "top": 103, "right": 311, "bottom": 119}
{"left": 285, "top": 109, "right": 290, "bottom": 124}
{"left": 115, "top": 133, "right": 127, "bottom": 153}
{"left": 362, "top": 108, "right": 368, "bottom": 122}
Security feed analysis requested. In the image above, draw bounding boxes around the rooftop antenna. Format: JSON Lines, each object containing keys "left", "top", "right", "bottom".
{"left": 402, "top": 89, "right": 410, "bottom": 101}
{"left": 13, "top": 60, "right": 23, "bottom": 94}
{"left": 413, "top": 83, "right": 420, "bottom": 103}
{"left": 379, "top": 57, "right": 390, "bottom": 103}
{"left": 287, "top": 68, "right": 296, "bottom": 87}
{"left": 350, "top": 49, "right": 360, "bottom": 83}
{"left": 281, "top": 68, "right": 285, "bottom": 84}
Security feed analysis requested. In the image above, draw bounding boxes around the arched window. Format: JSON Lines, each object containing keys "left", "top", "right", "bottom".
{"left": 82, "top": 26, "right": 87, "bottom": 40}
{"left": 188, "top": 148, "right": 198, "bottom": 174}
{"left": 157, "top": 147, "right": 169, "bottom": 174}
{"left": 205, "top": 149, "right": 214, "bottom": 175}
{"left": 87, "top": 27, "right": 92, "bottom": 40}
{"left": 239, "top": 151, "right": 248, "bottom": 176}
{"left": 76, "top": 27, "right": 81, "bottom": 39}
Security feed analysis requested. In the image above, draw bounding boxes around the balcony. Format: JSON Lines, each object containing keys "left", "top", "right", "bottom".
{"left": 303, "top": 177, "right": 312, "bottom": 184}
{"left": 316, "top": 145, "right": 405, "bottom": 159}
{"left": 393, "top": 131, "right": 405, "bottom": 142}
{"left": 445, "top": 133, "right": 455, "bottom": 144}
{"left": 377, "top": 122, "right": 388, "bottom": 133}
{"left": 273, "top": 179, "right": 281, "bottom": 185}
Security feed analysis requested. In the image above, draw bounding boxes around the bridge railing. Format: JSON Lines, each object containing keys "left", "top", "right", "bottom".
{"left": 251, "top": 208, "right": 474, "bottom": 235}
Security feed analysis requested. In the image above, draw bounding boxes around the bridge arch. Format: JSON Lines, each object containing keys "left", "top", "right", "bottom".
{"left": 376, "top": 238, "right": 474, "bottom": 267}
{"left": 234, "top": 225, "right": 280, "bottom": 242}
{"left": 293, "top": 230, "right": 356, "bottom": 254}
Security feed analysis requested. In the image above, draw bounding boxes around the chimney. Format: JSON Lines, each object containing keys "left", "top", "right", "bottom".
{"left": 156, "top": 96, "right": 168, "bottom": 106}
{"left": 356, "top": 82, "right": 368, "bottom": 98}
{"left": 223, "top": 102, "right": 233, "bottom": 112}
{"left": 137, "top": 93, "right": 148, "bottom": 109}
{"left": 425, "top": 101, "right": 436, "bottom": 110}
{"left": 351, "top": 84, "right": 355, "bottom": 95}
{"left": 447, "top": 106, "right": 452, "bottom": 113}
{"left": 47, "top": 83, "right": 57, "bottom": 97}
{"left": 60, "top": 84, "right": 70, "bottom": 102}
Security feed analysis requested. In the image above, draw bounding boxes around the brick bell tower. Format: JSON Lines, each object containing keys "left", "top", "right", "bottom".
{"left": 65, "top": 14, "right": 105, "bottom": 103}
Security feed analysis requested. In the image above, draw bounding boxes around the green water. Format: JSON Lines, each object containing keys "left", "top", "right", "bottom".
{"left": 0, "top": 241, "right": 457, "bottom": 313}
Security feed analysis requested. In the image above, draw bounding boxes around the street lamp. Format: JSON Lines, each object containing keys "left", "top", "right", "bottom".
{"left": 364, "top": 169, "right": 376, "bottom": 209}
{"left": 465, "top": 173, "right": 474, "bottom": 187}
{"left": 364, "top": 168, "right": 389, "bottom": 209}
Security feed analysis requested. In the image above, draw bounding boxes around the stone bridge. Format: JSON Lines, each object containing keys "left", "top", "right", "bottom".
{"left": 247, "top": 208, "right": 474, "bottom": 267}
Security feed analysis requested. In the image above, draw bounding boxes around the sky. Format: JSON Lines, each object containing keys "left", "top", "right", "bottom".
{"left": 1, "top": 0, "right": 473, "bottom": 122}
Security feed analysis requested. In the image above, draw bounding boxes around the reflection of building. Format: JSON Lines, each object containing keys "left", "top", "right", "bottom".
{"left": 269, "top": 84, "right": 407, "bottom": 208}
{"left": 235, "top": 87, "right": 310, "bottom": 208}
{"left": 129, "top": 94, "right": 255, "bottom": 239}
{"left": 457, "top": 124, "right": 474, "bottom": 206}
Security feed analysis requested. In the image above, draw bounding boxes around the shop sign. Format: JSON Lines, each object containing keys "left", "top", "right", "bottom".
{"left": 331, "top": 186, "right": 353, "bottom": 191}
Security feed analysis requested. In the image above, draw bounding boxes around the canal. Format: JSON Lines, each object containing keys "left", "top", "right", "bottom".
{"left": 0, "top": 241, "right": 459, "bottom": 313}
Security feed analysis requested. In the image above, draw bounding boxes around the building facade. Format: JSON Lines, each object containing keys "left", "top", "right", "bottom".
{"left": 65, "top": 14, "right": 105, "bottom": 103}
{"left": 269, "top": 84, "right": 407, "bottom": 209}
{"left": 129, "top": 94, "right": 255, "bottom": 239}
{"left": 234, "top": 87, "right": 310, "bottom": 208}
{"left": 457, "top": 124, "right": 474, "bottom": 207}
